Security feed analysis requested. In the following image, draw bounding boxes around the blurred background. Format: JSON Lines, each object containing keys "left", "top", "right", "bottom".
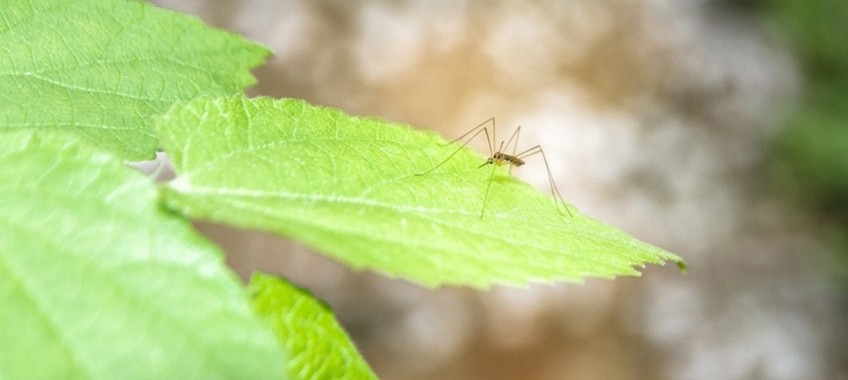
{"left": 151, "top": 1, "right": 847, "bottom": 379}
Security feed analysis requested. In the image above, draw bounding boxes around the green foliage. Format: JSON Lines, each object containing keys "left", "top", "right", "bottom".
{"left": 773, "top": 93, "right": 848, "bottom": 218}
{"left": 2, "top": 1, "right": 688, "bottom": 378}
{"left": 250, "top": 273, "right": 377, "bottom": 380}
{"left": 767, "top": 0, "right": 848, "bottom": 285}
{"left": 158, "top": 96, "right": 685, "bottom": 288}
{"left": 766, "top": 0, "right": 848, "bottom": 82}
{"left": 767, "top": 0, "right": 848, "bottom": 219}
{"left": 0, "top": 130, "right": 285, "bottom": 380}
{"left": 0, "top": 0, "right": 269, "bottom": 160}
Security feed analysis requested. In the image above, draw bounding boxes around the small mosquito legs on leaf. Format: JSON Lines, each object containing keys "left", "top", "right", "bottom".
{"left": 417, "top": 118, "right": 573, "bottom": 218}
{"left": 416, "top": 117, "right": 496, "bottom": 176}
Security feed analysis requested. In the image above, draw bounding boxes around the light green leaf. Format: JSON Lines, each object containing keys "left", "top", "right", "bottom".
{"left": 0, "top": 0, "right": 269, "bottom": 160}
{"left": 250, "top": 273, "right": 377, "bottom": 380}
{"left": 0, "top": 129, "right": 286, "bottom": 380}
{"left": 159, "top": 96, "right": 686, "bottom": 288}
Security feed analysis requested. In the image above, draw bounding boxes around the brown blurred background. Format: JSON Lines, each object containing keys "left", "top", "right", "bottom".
{"left": 151, "top": 1, "right": 847, "bottom": 379}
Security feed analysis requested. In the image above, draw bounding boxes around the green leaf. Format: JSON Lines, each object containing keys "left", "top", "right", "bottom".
{"left": 0, "top": 0, "right": 269, "bottom": 160}
{"left": 0, "top": 129, "right": 286, "bottom": 380}
{"left": 249, "top": 273, "right": 377, "bottom": 380}
{"left": 158, "top": 96, "right": 686, "bottom": 288}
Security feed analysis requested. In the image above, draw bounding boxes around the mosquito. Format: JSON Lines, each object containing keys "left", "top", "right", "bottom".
{"left": 417, "top": 117, "right": 573, "bottom": 218}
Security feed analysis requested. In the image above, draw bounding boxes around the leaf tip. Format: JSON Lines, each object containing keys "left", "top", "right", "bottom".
{"left": 675, "top": 259, "right": 688, "bottom": 273}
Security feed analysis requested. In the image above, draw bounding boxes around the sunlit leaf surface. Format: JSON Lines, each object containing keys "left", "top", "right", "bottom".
{"left": 0, "top": 0, "right": 269, "bottom": 160}
{"left": 159, "top": 96, "right": 685, "bottom": 288}
{"left": 0, "top": 130, "right": 286, "bottom": 380}
{"left": 250, "top": 273, "right": 377, "bottom": 380}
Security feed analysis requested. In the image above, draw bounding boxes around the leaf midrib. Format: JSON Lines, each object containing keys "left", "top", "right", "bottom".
{"left": 169, "top": 183, "right": 641, "bottom": 282}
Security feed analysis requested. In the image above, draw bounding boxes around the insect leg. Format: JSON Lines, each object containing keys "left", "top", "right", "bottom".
{"left": 417, "top": 123, "right": 491, "bottom": 176}
{"left": 504, "top": 125, "right": 522, "bottom": 156}
{"left": 439, "top": 117, "right": 494, "bottom": 149}
{"left": 480, "top": 163, "right": 498, "bottom": 219}
{"left": 503, "top": 125, "right": 522, "bottom": 174}
{"left": 515, "top": 145, "right": 573, "bottom": 217}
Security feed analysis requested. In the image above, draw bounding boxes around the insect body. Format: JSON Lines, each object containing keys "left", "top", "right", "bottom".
{"left": 418, "top": 117, "right": 573, "bottom": 218}
{"left": 485, "top": 152, "right": 524, "bottom": 168}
